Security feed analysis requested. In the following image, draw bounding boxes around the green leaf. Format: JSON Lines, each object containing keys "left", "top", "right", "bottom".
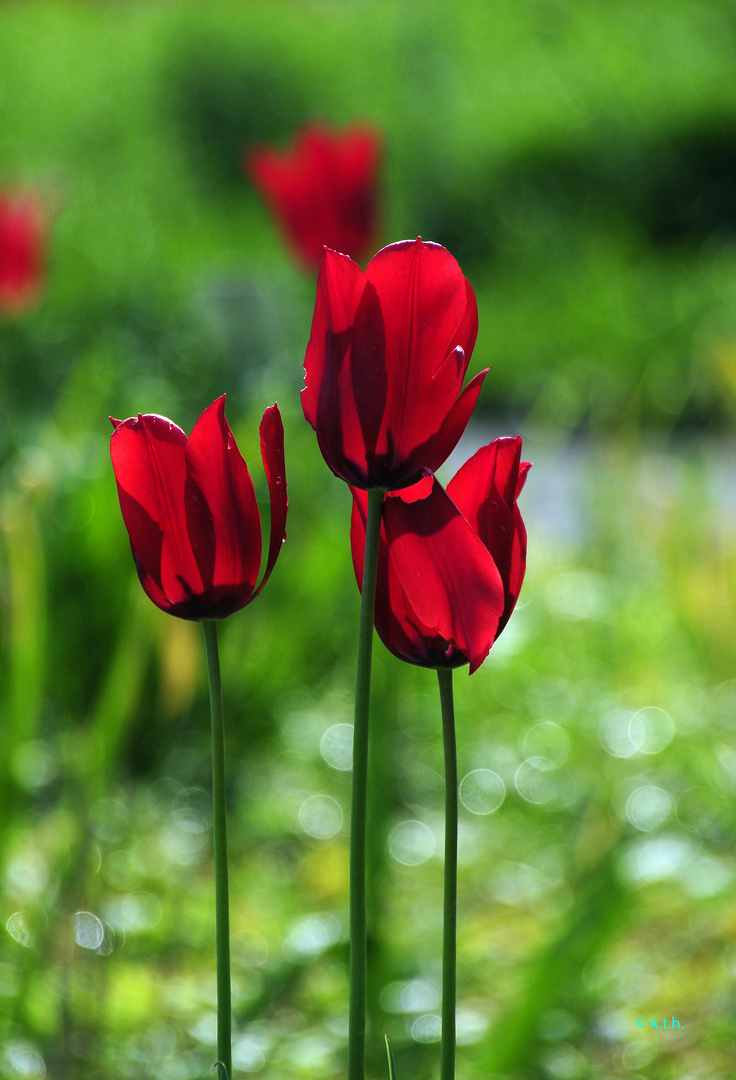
{"left": 385, "top": 1034, "right": 397, "bottom": 1080}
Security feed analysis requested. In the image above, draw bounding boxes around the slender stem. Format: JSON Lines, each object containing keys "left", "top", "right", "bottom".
{"left": 202, "top": 620, "right": 232, "bottom": 1080}
{"left": 438, "top": 667, "right": 458, "bottom": 1080}
{"left": 349, "top": 486, "right": 384, "bottom": 1080}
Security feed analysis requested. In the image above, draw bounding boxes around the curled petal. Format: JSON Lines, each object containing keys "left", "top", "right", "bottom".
{"left": 254, "top": 403, "right": 288, "bottom": 597}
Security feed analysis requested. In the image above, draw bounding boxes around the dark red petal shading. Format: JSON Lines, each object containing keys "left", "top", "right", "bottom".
{"left": 253, "top": 402, "right": 288, "bottom": 597}
{"left": 417, "top": 365, "right": 491, "bottom": 481}
{"left": 447, "top": 437, "right": 529, "bottom": 636}
{"left": 302, "top": 248, "right": 387, "bottom": 486}
{"left": 115, "top": 486, "right": 171, "bottom": 613}
{"left": 184, "top": 396, "right": 262, "bottom": 612}
{"left": 110, "top": 414, "right": 202, "bottom": 610}
{"left": 351, "top": 487, "right": 441, "bottom": 668}
{"left": 363, "top": 239, "right": 479, "bottom": 474}
{"left": 351, "top": 479, "right": 506, "bottom": 673}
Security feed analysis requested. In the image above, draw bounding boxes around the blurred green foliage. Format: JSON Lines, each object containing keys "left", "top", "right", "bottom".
{"left": 0, "top": 2, "right": 735, "bottom": 1079}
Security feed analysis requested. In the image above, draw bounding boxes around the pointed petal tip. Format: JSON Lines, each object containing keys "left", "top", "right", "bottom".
{"left": 468, "top": 648, "right": 490, "bottom": 676}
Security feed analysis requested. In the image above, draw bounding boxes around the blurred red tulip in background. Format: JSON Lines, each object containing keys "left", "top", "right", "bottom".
{"left": 246, "top": 121, "right": 382, "bottom": 270}
{"left": 303, "top": 237, "right": 487, "bottom": 491}
{"left": 110, "top": 396, "right": 287, "bottom": 621}
{"left": 351, "top": 437, "right": 529, "bottom": 674}
{"left": 0, "top": 189, "right": 46, "bottom": 314}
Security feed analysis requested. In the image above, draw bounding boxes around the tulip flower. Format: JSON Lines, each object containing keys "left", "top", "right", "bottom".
{"left": 352, "top": 436, "right": 528, "bottom": 1080}
{"left": 246, "top": 121, "right": 382, "bottom": 270}
{"left": 0, "top": 190, "right": 46, "bottom": 314}
{"left": 110, "top": 395, "right": 287, "bottom": 621}
{"left": 351, "top": 436, "right": 529, "bottom": 673}
{"left": 110, "top": 394, "right": 286, "bottom": 1080}
{"left": 303, "top": 234, "right": 488, "bottom": 1080}
{"left": 303, "top": 237, "right": 488, "bottom": 491}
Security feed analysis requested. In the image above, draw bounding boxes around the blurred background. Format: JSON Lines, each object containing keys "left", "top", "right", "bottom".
{"left": 1, "top": 1, "right": 735, "bottom": 1077}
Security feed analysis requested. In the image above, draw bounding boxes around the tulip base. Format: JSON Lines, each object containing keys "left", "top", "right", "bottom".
{"left": 203, "top": 620, "right": 232, "bottom": 1080}
{"left": 438, "top": 667, "right": 457, "bottom": 1080}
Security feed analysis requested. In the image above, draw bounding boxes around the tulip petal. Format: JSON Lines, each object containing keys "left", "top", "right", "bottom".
{"left": 253, "top": 402, "right": 288, "bottom": 596}
{"left": 110, "top": 414, "right": 202, "bottom": 610}
{"left": 416, "top": 365, "right": 491, "bottom": 482}
{"left": 303, "top": 248, "right": 387, "bottom": 486}
{"left": 517, "top": 460, "right": 532, "bottom": 497}
{"left": 184, "top": 396, "right": 261, "bottom": 614}
{"left": 447, "top": 437, "right": 529, "bottom": 635}
{"left": 364, "top": 239, "right": 479, "bottom": 478}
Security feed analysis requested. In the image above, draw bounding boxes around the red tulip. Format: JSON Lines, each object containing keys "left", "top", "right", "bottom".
{"left": 0, "top": 190, "right": 46, "bottom": 314}
{"left": 110, "top": 396, "right": 287, "bottom": 621}
{"left": 351, "top": 437, "right": 529, "bottom": 674}
{"left": 303, "top": 237, "right": 488, "bottom": 491}
{"left": 245, "top": 121, "right": 382, "bottom": 270}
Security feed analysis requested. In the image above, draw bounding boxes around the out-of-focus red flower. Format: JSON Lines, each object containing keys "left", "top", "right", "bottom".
{"left": 303, "top": 237, "right": 487, "bottom": 491}
{"left": 110, "top": 396, "right": 287, "bottom": 621}
{"left": 0, "top": 190, "right": 46, "bottom": 314}
{"left": 245, "top": 121, "right": 382, "bottom": 270}
{"left": 351, "top": 437, "right": 529, "bottom": 674}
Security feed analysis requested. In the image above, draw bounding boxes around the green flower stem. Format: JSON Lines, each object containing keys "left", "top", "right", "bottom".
{"left": 438, "top": 667, "right": 458, "bottom": 1080}
{"left": 350, "top": 486, "right": 384, "bottom": 1080}
{"left": 202, "top": 619, "right": 232, "bottom": 1080}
